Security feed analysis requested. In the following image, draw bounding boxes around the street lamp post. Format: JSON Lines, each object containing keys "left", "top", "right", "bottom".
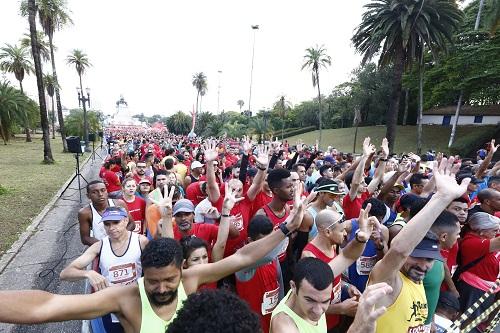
{"left": 248, "top": 24, "right": 259, "bottom": 117}
{"left": 217, "top": 70, "right": 222, "bottom": 114}
{"left": 77, "top": 87, "right": 91, "bottom": 152}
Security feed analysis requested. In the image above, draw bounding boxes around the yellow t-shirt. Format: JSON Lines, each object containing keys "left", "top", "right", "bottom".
{"left": 375, "top": 272, "right": 430, "bottom": 333}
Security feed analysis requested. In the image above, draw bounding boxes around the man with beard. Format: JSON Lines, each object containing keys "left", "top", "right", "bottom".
{"left": 132, "top": 161, "right": 153, "bottom": 186}
{"left": 0, "top": 189, "right": 307, "bottom": 333}
{"left": 78, "top": 180, "right": 134, "bottom": 246}
{"left": 368, "top": 157, "right": 469, "bottom": 333}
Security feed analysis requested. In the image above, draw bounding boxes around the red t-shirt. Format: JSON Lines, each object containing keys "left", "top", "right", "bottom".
{"left": 459, "top": 233, "right": 499, "bottom": 282}
{"left": 101, "top": 169, "right": 121, "bottom": 193}
{"left": 236, "top": 260, "right": 279, "bottom": 333}
{"left": 212, "top": 194, "right": 253, "bottom": 257}
{"left": 303, "top": 242, "right": 342, "bottom": 329}
{"left": 122, "top": 196, "right": 146, "bottom": 234}
{"left": 173, "top": 223, "right": 219, "bottom": 252}
{"left": 343, "top": 190, "right": 371, "bottom": 219}
{"left": 250, "top": 191, "right": 273, "bottom": 219}
{"left": 185, "top": 182, "right": 207, "bottom": 206}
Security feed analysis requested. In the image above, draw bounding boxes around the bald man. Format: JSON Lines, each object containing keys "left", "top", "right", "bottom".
{"left": 302, "top": 206, "right": 378, "bottom": 331}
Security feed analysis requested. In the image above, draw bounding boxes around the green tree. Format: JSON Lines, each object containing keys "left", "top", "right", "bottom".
{"left": 20, "top": 31, "right": 50, "bottom": 62}
{"left": 352, "top": 0, "right": 462, "bottom": 152}
{"left": 249, "top": 116, "right": 273, "bottom": 143}
{"left": 0, "top": 43, "right": 34, "bottom": 142}
{"left": 273, "top": 95, "right": 292, "bottom": 140}
{"left": 301, "top": 45, "right": 331, "bottom": 147}
{"left": 196, "top": 111, "right": 216, "bottom": 136}
{"left": 64, "top": 109, "right": 101, "bottom": 137}
{"left": 37, "top": 0, "right": 72, "bottom": 152}
{"left": 167, "top": 111, "right": 192, "bottom": 135}
{"left": 43, "top": 73, "right": 58, "bottom": 139}
{"left": 27, "top": 0, "right": 54, "bottom": 162}
{"left": 237, "top": 99, "right": 245, "bottom": 113}
{"left": 192, "top": 72, "right": 207, "bottom": 116}
{"left": 0, "top": 81, "right": 35, "bottom": 144}
{"left": 66, "top": 49, "right": 91, "bottom": 149}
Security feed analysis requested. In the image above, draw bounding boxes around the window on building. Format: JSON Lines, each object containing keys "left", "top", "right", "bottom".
{"left": 474, "top": 116, "right": 483, "bottom": 124}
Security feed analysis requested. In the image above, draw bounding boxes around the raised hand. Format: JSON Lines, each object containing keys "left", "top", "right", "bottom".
{"left": 356, "top": 203, "right": 375, "bottom": 242}
{"left": 255, "top": 144, "right": 270, "bottom": 168}
{"left": 242, "top": 135, "right": 252, "bottom": 153}
{"left": 362, "top": 137, "right": 375, "bottom": 157}
{"left": 408, "top": 152, "right": 421, "bottom": 163}
{"left": 488, "top": 139, "right": 499, "bottom": 155}
{"left": 222, "top": 183, "right": 245, "bottom": 213}
{"left": 149, "top": 185, "right": 176, "bottom": 218}
{"left": 433, "top": 157, "right": 469, "bottom": 201}
{"left": 270, "top": 138, "right": 282, "bottom": 154}
{"left": 203, "top": 139, "right": 219, "bottom": 162}
{"left": 296, "top": 139, "right": 304, "bottom": 153}
{"left": 398, "top": 158, "right": 412, "bottom": 173}
{"left": 380, "top": 138, "right": 389, "bottom": 158}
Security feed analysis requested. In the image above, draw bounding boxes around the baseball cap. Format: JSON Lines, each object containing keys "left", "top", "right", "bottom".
{"left": 173, "top": 199, "right": 195, "bottom": 216}
{"left": 100, "top": 207, "right": 128, "bottom": 223}
{"left": 176, "top": 154, "right": 185, "bottom": 162}
{"left": 410, "top": 236, "right": 443, "bottom": 261}
{"left": 191, "top": 161, "right": 204, "bottom": 170}
{"left": 316, "top": 181, "right": 345, "bottom": 195}
{"left": 456, "top": 173, "right": 482, "bottom": 184}
{"left": 138, "top": 178, "right": 151, "bottom": 185}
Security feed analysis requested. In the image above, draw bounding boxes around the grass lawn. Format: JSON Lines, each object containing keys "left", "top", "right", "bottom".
{"left": 286, "top": 125, "right": 496, "bottom": 154}
{"left": 0, "top": 134, "right": 77, "bottom": 254}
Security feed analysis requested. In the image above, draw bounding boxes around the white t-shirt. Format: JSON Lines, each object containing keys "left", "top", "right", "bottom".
{"left": 194, "top": 198, "right": 219, "bottom": 224}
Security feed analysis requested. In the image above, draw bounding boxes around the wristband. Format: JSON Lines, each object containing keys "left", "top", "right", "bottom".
{"left": 379, "top": 158, "right": 388, "bottom": 162}
{"left": 355, "top": 230, "right": 368, "bottom": 244}
{"left": 221, "top": 214, "right": 231, "bottom": 218}
{"left": 279, "top": 222, "right": 293, "bottom": 236}
{"left": 257, "top": 166, "right": 267, "bottom": 171}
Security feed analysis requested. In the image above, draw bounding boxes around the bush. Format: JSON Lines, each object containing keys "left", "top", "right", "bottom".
{"left": 449, "top": 126, "right": 500, "bottom": 157}
{"left": 0, "top": 185, "right": 11, "bottom": 196}
{"left": 282, "top": 126, "right": 317, "bottom": 139}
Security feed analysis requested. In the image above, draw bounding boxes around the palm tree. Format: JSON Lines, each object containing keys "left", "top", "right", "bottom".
{"left": 20, "top": 32, "right": 51, "bottom": 63}
{"left": 250, "top": 117, "right": 273, "bottom": 143}
{"left": 273, "top": 95, "right": 292, "bottom": 140}
{"left": 0, "top": 43, "right": 34, "bottom": 142}
{"left": 301, "top": 45, "right": 331, "bottom": 147}
{"left": 352, "top": 0, "right": 462, "bottom": 152}
{"left": 27, "top": 0, "right": 54, "bottom": 162}
{"left": 66, "top": 49, "right": 91, "bottom": 148}
{"left": 0, "top": 81, "right": 32, "bottom": 144}
{"left": 43, "top": 73, "right": 58, "bottom": 139}
{"left": 192, "top": 72, "right": 207, "bottom": 116}
{"left": 37, "top": 0, "right": 72, "bottom": 152}
{"left": 237, "top": 99, "right": 245, "bottom": 113}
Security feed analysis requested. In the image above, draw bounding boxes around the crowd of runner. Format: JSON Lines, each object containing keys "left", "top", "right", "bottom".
{"left": 0, "top": 129, "right": 499, "bottom": 333}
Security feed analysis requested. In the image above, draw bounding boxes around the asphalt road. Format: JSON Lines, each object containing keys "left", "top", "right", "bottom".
{"left": 0, "top": 150, "right": 105, "bottom": 333}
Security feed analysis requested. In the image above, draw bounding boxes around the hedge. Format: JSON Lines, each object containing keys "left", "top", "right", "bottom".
{"left": 282, "top": 126, "right": 317, "bottom": 139}
{"left": 449, "top": 126, "right": 500, "bottom": 158}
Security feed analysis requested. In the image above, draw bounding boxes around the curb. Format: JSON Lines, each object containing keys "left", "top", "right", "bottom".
{"left": 0, "top": 152, "right": 94, "bottom": 275}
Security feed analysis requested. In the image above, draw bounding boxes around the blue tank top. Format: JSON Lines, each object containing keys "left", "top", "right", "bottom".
{"left": 347, "top": 219, "right": 378, "bottom": 292}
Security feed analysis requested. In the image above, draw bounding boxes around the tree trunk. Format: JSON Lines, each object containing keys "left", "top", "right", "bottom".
{"left": 79, "top": 74, "right": 89, "bottom": 151}
{"left": 316, "top": 68, "right": 323, "bottom": 148}
{"left": 403, "top": 88, "right": 409, "bottom": 126}
{"left": 353, "top": 124, "right": 359, "bottom": 154}
{"left": 448, "top": 91, "right": 463, "bottom": 148}
{"left": 49, "top": 34, "right": 67, "bottom": 152}
{"left": 51, "top": 95, "right": 55, "bottom": 139}
{"left": 195, "top": 92, "right": 199, "bottom": 116}
{"left": 417, "top": 47, "right": 424, "bottom": 155}
{"left": 386, "top": 48, "right": 404, "bottom": 154}
{"left": 0, "top": 123, "right": 7, "bottom": 145}
{"left": 28, "top": 0, "right": 53, "bottom": 163}
{"left": 475, "top": 0, "right": 485, "bottom": 30}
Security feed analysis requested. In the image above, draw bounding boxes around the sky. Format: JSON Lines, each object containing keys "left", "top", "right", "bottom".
{"left": 0, "top": 0, "right": 372, "bottom": 117}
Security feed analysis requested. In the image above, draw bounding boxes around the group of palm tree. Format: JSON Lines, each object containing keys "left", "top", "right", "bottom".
{"left": 0, "top": 0, "right": 92, "bottom": 163}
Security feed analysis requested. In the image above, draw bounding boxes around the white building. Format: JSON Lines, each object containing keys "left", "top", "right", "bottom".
{"left": 422, "top": 105, "right": 500, "bottom": 126}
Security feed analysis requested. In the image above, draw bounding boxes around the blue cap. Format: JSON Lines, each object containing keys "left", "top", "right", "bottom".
{"left": 100, "top": 207, "right": 127, "bottom": 222}
{"left": 410, "top": 236, "right": 443, "bottom": 261}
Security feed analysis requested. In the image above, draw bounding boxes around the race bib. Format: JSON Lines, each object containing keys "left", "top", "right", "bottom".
{"left": 356, "top": 255, "right": 377, "bottom": 275}
{"left": 331, "top": 281, "right": 341, "bottom": 304}
{"left": 231, "top": 214, "right": 244, "bottom": 231}
{"left": 108, "top": 263, "right": 137, "bottom": 285}
{"left": 261, "top": 287, "right": 279, "bottom": 315}
{"left": 133, "top": 220, "right": 142, "bottom": 234}
{"left": 407, "top": 324, "right": 431, "bottom": 333}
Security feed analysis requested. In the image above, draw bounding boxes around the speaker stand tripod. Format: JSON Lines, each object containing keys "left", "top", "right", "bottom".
{"left": 60, "top": 153, "right": 88, "bottom": 203}
{"left": 90, "top": 140, "right": 103, "bottom": 164}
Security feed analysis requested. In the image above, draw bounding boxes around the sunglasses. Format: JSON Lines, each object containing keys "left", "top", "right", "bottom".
{"left": 326, "top": 213, "right": 345, "bottom": 230}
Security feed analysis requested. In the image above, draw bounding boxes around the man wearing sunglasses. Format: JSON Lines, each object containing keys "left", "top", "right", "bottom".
{"left": 302, "top": 204, "right": 378, "bottom": 331}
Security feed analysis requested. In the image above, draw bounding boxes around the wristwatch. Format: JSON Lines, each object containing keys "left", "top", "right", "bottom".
{"left": 279, "top": 222, "right": 293, "bottom": 237}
